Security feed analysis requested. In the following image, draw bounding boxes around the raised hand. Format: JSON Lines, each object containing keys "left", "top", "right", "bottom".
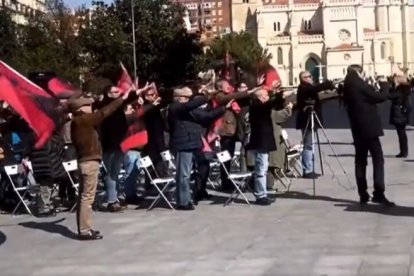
{"left": 137, "top": 97, "right": 144, "bottom": 105}
{"left": 152, "top": 97, "right": 161, "bottom": 106}
{"left": 225, "top": 99, "right": 235, "bottom": 109}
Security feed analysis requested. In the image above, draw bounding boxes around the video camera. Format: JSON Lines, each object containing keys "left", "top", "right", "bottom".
{"left": 304, "top": 99, "right": 316, "bottom": 112}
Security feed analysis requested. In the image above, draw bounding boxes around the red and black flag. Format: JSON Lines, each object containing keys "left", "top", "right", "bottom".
{"left": 47, "top": 77, "right": 81, "bottom": 99}
{"left": 0, "top": 61, "right": 60, "bottom": 148}
{"left": 117, "top": 62, "right": 135, "bottom": 94}
{"left": 257, "top": 63, "right": 281, "bottom": 90}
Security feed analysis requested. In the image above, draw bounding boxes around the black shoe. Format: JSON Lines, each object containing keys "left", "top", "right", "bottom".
{"left": 78, "top": 230, "right": 103, "bottom": 241}
{"left": 255, "top": 197, "right": 272, "bottom": 206}
{"left": 396, "top": 153, "right": 408, "bottom": 158}
{"left": 176, "top": 203, "right": 195, "bottom": 211}
{"left": 91, "top": 229, "right": 100, "bottom": 235}
{"left": 303, "top": 172, "right": 321, "bottom": 179}
{"left": 194, "top": 190, "right": 212, "bottom": 202}
{"left": 36, "top": 208, "right": 57, "bottom": 218}
{"left": 107, "top": 202, "right": 125, "bottom": 212}
{"left": 372, "top": 195, "right": 395, "bottom": 207}
{"left": 359, "top": 193, "right": 370, "bottom": 204}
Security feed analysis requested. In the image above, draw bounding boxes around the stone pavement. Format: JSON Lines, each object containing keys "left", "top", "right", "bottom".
{"left": 1, "top": 129, "right": 414, "bottom": 276}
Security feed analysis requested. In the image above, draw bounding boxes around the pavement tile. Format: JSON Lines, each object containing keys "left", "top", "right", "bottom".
{"left": 0, "top": 129, "right": 413, "bottom": 275}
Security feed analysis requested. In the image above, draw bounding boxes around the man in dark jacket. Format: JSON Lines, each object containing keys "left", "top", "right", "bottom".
{"left": 343, "top": 64, "right": 394, "bottom": 206}
{"left": 296, "top": 71, "right": 334, "bottom": 179}
{"left": 247, "top": 88, "right": 284, "bottom": 205}
{"left": 167, "top": 87, "right": 209, "bottom": 210}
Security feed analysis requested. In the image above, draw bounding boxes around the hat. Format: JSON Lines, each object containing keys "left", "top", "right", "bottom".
{"left": 173, "top": 86, "right": 192, "bottom": 97}
{"left": 68, "top": 97, "right": 94, "bottom": 112}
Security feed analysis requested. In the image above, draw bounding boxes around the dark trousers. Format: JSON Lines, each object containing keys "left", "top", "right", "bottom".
{"left": 395, "top": 124, "right": 408, "bottom": 155}
{"left": 220, "top": 136, "right": 237, "bottom": 190}
{"left": 354, "top": 137, "right": 385, "bottom": 197}
{"left": 193, "top": 152, "right": 212, "bottom": 197}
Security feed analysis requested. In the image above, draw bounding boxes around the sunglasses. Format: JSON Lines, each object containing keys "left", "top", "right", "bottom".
{"left": 303, "top": 75, "right": 312, "bottom": 79}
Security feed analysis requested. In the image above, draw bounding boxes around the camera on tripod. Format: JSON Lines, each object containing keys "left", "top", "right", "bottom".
{"left": 304, "top": 99, "right": 316, "bottom": 112}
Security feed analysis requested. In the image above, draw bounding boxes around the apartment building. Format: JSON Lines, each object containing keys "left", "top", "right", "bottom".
{"left": 173, "top": 0, "right": 231, "bottom": 37}
{"left": 1, "top": 0, "right": 46, "bottom": 24}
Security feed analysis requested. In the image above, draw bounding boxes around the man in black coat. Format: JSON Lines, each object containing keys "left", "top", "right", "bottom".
{"left": 343, "top": 64, "right": 394, "bottom": 206}
{"left": 296, "top": 71, "right": 334, "bottom": 178}
{"left": 167, "top": 87, "right": 209, "bottom": 210}
{"left": 247, "top": 88, "right": 284, "bottom": 205}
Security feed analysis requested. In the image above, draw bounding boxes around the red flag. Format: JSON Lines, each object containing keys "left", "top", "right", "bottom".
{"left": 117, "top": 62, "right": 135, "bottom": 94}
{"left": 47, "top": 77, "right": 80, "bottom": 99}
{"left": 0, "top": 61, "right": 58, "bottom": 148}
{"left": 259, "top": 65, "right": 281, "bottom": 90}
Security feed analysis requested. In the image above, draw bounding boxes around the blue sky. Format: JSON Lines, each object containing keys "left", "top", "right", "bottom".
{"left": 66, "top": 0, "right": 112, "bottom": 9}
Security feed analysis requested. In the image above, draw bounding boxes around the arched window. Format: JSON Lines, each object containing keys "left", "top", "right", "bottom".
{"left": 277, "top": 47, "right": 283, "bottom": 65}
{"left": 380, "top": 42, "right": 387, "bottom": 60}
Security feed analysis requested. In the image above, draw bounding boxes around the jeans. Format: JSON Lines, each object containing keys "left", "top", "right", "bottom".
{"left": 123, "top": 150, "right": 141, "bottom": 200}
{"left": 175, "top": 151, "right": 194, "bottom": 206}
{"left": 102, "top": 150, "right": 124, "bottom": 203}
{"left": 252, "top": 150, "right": 269, "bottom": 199}
{"left": 301, "top": 129, "right": 313, "bottom": 174}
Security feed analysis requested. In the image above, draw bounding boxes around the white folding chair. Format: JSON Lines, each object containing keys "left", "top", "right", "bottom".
{"left": 160, "top": 150, "right": 216, "bottom": 189}
{"left": 216, "top": 150, "right": 251, "bottom": 207}
{"left": 4, "top": 162, "right": 35, "bottom": 216}
{"left": 160, "top": 150, "right": 176, "bottom": 172}
{"left": 140, "top": 156, "right": 175, "bottom": 211}
{"left": 62, "top": 160, "right": 80, "bottom": 212}
{"left": 281, "top": 130, "right": 303, "bottom": 178}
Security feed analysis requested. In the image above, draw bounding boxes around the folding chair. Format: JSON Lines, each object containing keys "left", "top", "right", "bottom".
{"left": 4, "top": 162, "right": 36, "bottom": 216}
{"left": 139, "top": 156, "right": 175, "bottom": 211}
{"left": 216, "top": 150, "right": 251, "bottom": 207}
{"left": 281, "top": 130, "right": 303, "bottom": 178}
{"left": 160, "top": 150, "right": 176, "bottom": 172}
{"left": 62, "top": 160, "right": 80, "bottom": 212}
{"left": 160, "top": 150, "right": 217, "bottom": 189}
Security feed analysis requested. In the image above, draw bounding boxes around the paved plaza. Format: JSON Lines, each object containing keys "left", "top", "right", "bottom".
{"left": 1, "top": 129, "right": 414, "bottom": 276}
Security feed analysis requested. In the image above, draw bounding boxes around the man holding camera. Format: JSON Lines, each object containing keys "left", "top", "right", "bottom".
{"left": 343, "top": 65, "right": 395, "bottom": 206}
{"left": 296, "top": 71, "right": 335, "bottom": 179}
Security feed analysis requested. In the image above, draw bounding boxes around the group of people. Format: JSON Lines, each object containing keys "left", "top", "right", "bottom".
{"left": 0, "top": 63, "right": 411, "bottom": 241}
{"left": 0, "top": 70, "right": 298, "bottom": 240}
{"left": 297, "top": 65, "right": 412, "bottom": 208}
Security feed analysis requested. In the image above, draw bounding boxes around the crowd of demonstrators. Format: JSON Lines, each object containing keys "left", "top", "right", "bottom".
{"left": 0, "top": 65, "right": 298, "bottom": 239}
{"left": 1, "top": 61, "right": 412, "bottom": 240}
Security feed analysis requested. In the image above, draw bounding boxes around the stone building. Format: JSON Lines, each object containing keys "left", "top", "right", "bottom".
{"left": 232, "top": 0, "right": 413, "bottom": 86}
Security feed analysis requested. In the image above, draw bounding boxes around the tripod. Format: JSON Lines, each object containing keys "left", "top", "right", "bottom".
{"left": 302, "top": 107, "right": 354, "bottom": 195}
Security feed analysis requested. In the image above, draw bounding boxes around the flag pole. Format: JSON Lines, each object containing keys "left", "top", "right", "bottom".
{"left": 131, "top": 0, "right": 137, "bottom": 79}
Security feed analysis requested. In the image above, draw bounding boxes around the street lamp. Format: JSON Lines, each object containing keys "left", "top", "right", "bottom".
{"left": 131, "top": 0, "right": 137, "bottom": 79}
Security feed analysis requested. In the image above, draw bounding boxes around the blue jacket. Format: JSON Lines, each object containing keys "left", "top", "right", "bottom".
{"left": 167, "top": 96, "right": 209, "bottom": 152}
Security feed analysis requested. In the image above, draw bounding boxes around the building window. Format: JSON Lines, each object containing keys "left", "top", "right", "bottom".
{"left": 304, "top": 20, "right": 311, "bottom": 30}
{"left": 277, "top": 47, "right": 283, "bottom": 65}
{"left": 380, "top": 42, "right": 387, "bottom": 60}
{"left": 243, "top": 0, "right": 250, "bottom": 3}
{"left": 273, "top": 22, "right": 281, "bottom": 32}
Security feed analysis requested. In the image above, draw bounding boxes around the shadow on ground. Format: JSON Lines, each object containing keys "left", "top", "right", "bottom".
{"left": 19, "top": 218, "right": 78, "bottom": 240}
{"left": 0, "top": 231, "right": 6, "bottom": 246}
{"left": 278, "top": 191, "right": 414, "bottom": 218}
